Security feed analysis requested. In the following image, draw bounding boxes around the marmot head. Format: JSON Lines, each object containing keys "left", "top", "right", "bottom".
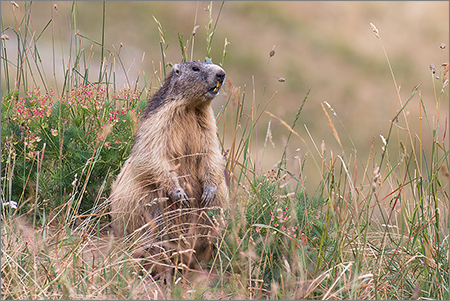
{"left": 144, "top": 62, "right": 226, "bottom": 116}
{"left": 170, "top": 62, "right": 226, "bottom": 103}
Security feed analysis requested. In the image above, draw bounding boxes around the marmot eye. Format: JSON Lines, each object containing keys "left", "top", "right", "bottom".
{"left": 192, "top": 66, "right": 200, "bottom": 72}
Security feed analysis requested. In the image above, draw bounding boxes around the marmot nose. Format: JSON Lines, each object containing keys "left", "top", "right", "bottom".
{"left": 216, "top": 70, "right": 225, "bottom": 84}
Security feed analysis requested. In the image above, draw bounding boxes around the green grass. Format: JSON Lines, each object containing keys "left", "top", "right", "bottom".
{"left": 1, "top": 2, "right": 448, "bottom": 300}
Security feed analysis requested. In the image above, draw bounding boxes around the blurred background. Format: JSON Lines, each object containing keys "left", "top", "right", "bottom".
{"left": 2, "top": 1, "right": 448, "bottom": 191}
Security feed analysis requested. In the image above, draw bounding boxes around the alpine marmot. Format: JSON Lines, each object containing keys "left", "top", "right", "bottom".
{"left": 109, "top": 61, "right": 228, "bottom": 274}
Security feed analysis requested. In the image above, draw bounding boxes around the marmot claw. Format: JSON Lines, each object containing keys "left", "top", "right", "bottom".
{"left": 201, "top": 185, "right": 217, "bottom": 207}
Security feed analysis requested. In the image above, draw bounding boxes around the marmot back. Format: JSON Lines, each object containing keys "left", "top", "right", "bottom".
{"left": 109, "top": 62, "right": 228, "bottom": 274}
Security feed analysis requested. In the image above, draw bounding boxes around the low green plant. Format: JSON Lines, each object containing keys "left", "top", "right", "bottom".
{"left": 1, "top": 83, "right": 145, "bottom": 223}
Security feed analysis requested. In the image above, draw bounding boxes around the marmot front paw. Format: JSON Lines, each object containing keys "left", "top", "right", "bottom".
{"left": 201, "top": 185, "right": 217, "bottom": 207}
{"left": 171, "top": 188, "right": 190, "bottom": 207}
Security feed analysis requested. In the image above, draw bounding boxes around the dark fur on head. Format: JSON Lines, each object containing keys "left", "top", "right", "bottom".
{"left": 143, "top": 62, "right": 225, "bottom": 118}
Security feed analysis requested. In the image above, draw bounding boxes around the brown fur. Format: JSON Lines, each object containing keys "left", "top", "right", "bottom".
{"left": 109, "top": 62, "right": 228, "bottom": 275}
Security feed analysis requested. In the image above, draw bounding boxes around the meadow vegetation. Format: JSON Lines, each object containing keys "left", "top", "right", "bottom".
{"left": 1, "top": 2, "right": 448, "bottom": 299}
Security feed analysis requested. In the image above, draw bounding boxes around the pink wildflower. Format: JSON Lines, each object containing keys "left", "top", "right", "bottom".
{"left": 50, "top": 129, "right": 58, "bottom": 136}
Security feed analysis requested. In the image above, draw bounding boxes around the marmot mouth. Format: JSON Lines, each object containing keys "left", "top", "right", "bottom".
{"left": 209, "top": 80, "right": 222, "bottom": 95}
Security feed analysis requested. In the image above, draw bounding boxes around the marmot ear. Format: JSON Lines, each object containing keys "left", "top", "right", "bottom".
{"left": 172, "top": 64, "right": 181, "bottom": 76}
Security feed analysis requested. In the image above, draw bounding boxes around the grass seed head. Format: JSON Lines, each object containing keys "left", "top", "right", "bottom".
{"left": 370, "top": 22, "right": 380, "bottom": 38}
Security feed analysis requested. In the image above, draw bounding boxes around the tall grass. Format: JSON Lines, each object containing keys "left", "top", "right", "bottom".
{"left": 1, "top": 2, "right": 448, "bottom": 300}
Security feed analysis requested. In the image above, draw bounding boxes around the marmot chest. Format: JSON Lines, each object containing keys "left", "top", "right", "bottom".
{"left": 169, "top": 109, "right": 213, "bottom": 167}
